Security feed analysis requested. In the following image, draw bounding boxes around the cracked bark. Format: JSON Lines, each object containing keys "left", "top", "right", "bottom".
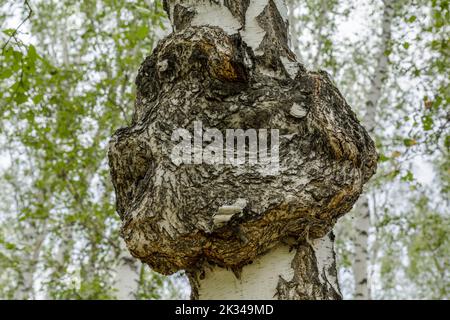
{"left": 109, "top": 0, "right": 377, "bottom": 300}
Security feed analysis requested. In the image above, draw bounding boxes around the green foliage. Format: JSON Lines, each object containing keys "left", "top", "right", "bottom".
{"left": 292, "top": 0, "right": 449, "bottom": 299}
{"left": 0, "top": 0, "right": 176, "bottom": 299}
{"left": 378, "top": 196, "right": 449, "bottom": 299}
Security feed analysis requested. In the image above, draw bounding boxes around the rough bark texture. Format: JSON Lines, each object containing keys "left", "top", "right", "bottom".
{"left": 108, "top": 0, "right": 377, "bottom": 299}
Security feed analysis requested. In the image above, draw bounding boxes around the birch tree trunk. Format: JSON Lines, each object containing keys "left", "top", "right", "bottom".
{"left": 189, "top": 232, "right": 341, "bottom": 300}
{"left": 16, "top": 226, "right": 46, "bottom": 300}
{"left": 109, "top": 0, "right": 377, "bottom": 300}
{"left": 352, "top": 197, "right": 371, "bottom": 299}
{"left": 44, "top": 234, "right": 72, "bottom": 299}
{"left": 114, "top": 239, "right": 140, "bottom": 300}
{"left": 352, "top": 0, "right": 394, "bottom": 300}
{"left": 287, "top": 0, "right": 303, "bottom": 62}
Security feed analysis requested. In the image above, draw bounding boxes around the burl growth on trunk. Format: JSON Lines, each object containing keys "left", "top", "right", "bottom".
{"left": 108, "top": 0, "right": 377, "bottom": 279}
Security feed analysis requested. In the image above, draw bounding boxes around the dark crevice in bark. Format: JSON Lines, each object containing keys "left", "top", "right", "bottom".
{"left": 224, "top": 0, "right": 250, "bottom": 26}
{"left": 276, "top": 233, "right": 342, "bottom": 300}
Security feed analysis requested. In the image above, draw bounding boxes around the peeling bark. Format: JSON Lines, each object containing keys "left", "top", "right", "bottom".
{"left": 275, "top": 232, "right": 341, "bottom": 300}
{"left": 189, "top": 232, "right": 341, "bottom": 300}
{"left": 109, "top": 0, "right": 377, "bottom": 300}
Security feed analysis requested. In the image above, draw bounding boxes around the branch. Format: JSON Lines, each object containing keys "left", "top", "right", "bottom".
{"left": 1, "top": 0, "right": 33, "bottom": 52}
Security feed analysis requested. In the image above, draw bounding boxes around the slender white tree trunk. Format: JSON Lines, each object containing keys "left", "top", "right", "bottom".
{"left": 311, "top": 2, "right": 328, "bottom": 69}
{"left": 287, "top": 0, "right": 303, "bottom": 62}
{"left": 114, "top": 239, "right": 140, "bottom": 300}
{"left": 16, "top": 227, "right": 46, "bottom": 300}
{"left": 43, "top": 233, "right": 73, "bottom": 299}
{"left": 352, "top": 197, "right": 371, "bottom": 299}
{"left": 352, "top": 0, "right": 394, "bottom": 300}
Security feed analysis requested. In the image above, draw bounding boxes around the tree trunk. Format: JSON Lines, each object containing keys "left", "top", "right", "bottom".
{"left": 352, "top": 0, "right": 394, "bottom": 300}
{"left": 114, "top": 239, "right": 140, "bottom": 300}
{"left": 189, "top": 232, "right": 341, "bottom": 300}
{"left": 44, "top": 234, "right": 71, "bottom": 299}
{"left": 287, "top": 0, "right": 303, "bottom": 63}
{"left": 109, "top": 0, "right": 377, "bottom": 300}
{"left": 352, "top": 197, "right": 371, "bottom": 299}
{"left": 16, "top": 226, "right": 46, "bottom": 300}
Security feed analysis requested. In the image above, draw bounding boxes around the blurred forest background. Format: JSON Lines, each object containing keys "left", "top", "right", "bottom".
{"left": 0, "top": 0, "right": 448, "bottom": 299}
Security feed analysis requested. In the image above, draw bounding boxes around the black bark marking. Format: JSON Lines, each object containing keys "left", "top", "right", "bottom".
{"left": 173, "top": 4, "right": 196, "bottom": 31}
{"left": 224, "top": 0, "right": 250, "bottom": 26}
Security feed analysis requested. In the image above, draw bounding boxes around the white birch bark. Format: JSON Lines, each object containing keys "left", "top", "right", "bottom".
{"left": 13, "top": 168, "right": 48, "bottom": 300}
{"left": 15, "top": 226, "right": 46, "bottom": 300}
{"left": 190, "top": 233, "right": 341, "bottom": 300}
{"left": 311, "top": 2, "right": 328, "bottom": 69}
{"left": 352, "top": 197, "right": 371, "bottom": 299}
{"left": 114, "top": 239, "right": 140, "bottom": 300}
{"left": 43, "top": 233, "right": 73, "bottom": 299}
{"left": 352, "top": 0, "right": 394, "bottom": 300}
{"left": 287, "top": 0, "right": 303, "bottom": 62}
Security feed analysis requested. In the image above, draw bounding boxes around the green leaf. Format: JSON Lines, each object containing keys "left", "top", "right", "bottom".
{"left": 136, "top": 25, "right": 149, "bottom": 40}
{"left": 445, "top": 135, "right": 450, "bottom": 149}
{"left": 27, "top": 44, "right": 38, "bottom": 62}
{"left": 4, "top": 242, "right": 16, "bottom": 250}
{"left": 2, "top": 28, "right": 15, "bottom": 36}
{"left": 422, "top": 115, "right": 434, "bottom": 131}
{"left": 403, "top": 138, "right": 417, "bottom": 147}
{"left": 433, "top": 96, "right": 442, "bottom": 108}
{"left": 14, "top": 92, "right": 28, "bottom": 105}
{"left": 408, "top": 15, "right": 417, "bottom": 23}
{"left": 401, "top": 170, "right": 414, "bottom": 182}
{"left": 0, "top": 68, "right": 13, "bottom": 79}
{"left": 32, "top": 94, "right": 44, "bottom": 104}
{"left": 379, "top": 154, "right": 390, "bottom": 162}
{"left": 134, "top": 5, "right": 153, "bottom": 16}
